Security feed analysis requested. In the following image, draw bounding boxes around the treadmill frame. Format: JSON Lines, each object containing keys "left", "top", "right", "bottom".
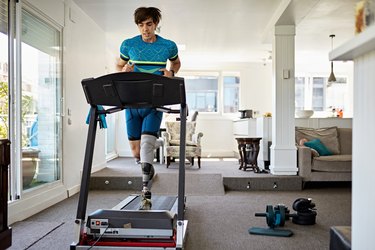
{"left": 70, "top": 72, "right": 188, "bottom": 250}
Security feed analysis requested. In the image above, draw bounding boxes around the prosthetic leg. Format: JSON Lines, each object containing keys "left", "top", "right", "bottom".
{"left": 140, "top": 162, "right": 154, "bottom": 210}
{"left": 140, "top": 134, "right": 157, "bottom": 210}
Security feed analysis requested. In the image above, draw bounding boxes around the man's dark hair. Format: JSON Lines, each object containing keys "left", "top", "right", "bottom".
{"left": 134, "top": 7, "right": 161, "bottom": 25}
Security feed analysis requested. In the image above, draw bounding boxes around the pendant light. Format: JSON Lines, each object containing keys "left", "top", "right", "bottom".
{"left": 328, "top": 34, "right": 336, "bottom": 84}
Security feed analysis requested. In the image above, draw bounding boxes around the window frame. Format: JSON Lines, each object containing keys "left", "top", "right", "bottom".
{"left": 179, "top": 70, "right": 240, "bottom": 116}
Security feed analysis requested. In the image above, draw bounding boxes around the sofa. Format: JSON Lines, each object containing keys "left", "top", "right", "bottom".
{"left": 296, "top": 126, "right": 352, "bottom": 184}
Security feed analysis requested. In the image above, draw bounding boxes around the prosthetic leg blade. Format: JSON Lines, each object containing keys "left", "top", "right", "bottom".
{"left": 140, "top": 186, "right": 152, "bottom": 210}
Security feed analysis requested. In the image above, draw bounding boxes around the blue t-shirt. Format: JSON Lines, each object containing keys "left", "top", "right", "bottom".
{"left": 120, "top": 35, "right": 178, "bottom": 75}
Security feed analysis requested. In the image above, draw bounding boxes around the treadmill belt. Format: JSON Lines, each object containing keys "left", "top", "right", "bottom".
{"left": 123, "top": 195, "right": 177, "bottom": 211}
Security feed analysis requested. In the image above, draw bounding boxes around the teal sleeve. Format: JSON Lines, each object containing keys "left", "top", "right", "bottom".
{"left": 120, "top": 40, "right": 130, "bottom": 61}
{"left": 169, "top": 41, "right": 178, "bottom": 60}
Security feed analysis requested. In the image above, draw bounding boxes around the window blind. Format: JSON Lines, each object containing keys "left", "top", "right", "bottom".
{"left": 0, "top": 0, "right": 8, "bottom": 35}
{"left": 22, "top": 8, "right": 60, "bottom": 56}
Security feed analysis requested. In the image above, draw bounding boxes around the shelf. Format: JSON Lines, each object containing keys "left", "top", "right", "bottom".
{"left": 329, "top": 24, "right": 375, "bottom": 61}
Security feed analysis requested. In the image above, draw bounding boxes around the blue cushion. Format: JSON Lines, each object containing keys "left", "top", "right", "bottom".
{"left": 304, "top": 139, "right": 332, "bottom": 156}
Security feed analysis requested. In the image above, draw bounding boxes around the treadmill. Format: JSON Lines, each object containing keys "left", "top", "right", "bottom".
{"left": 70, "top": 72, "right": 188, "bottom": 250}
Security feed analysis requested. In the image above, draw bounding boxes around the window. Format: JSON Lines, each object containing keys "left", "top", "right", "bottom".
{"left": 184, "top": 74, "right": 218, "bottom": 112}
{"left": 295, "top": 77, "right": 305, "bottom": 110}
{"left": 295, "top": 75, "right": 348, "bottom": 117}
{"left": 180, "top": 72, "right": 240, "bottom": 114}
{"left": 223, "top": 75, "right": 240, "bottom": 113}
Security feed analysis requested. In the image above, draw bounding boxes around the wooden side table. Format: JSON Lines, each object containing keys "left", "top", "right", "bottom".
{"left": 235, "top": 137, "right": 262, "bottom": 172}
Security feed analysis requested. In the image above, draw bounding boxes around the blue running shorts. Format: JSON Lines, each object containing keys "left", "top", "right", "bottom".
{"left": 125, "top": 108, "right": 163, "bottom": 140}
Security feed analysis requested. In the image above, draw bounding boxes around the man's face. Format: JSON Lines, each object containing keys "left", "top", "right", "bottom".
{"left": 137, "top": 18, "right": 157, "bottom": 42}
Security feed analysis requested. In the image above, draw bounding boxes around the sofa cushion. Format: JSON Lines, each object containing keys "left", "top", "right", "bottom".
{"left": 312, "top": 154, "right": 352, "bottom": 172}
{"left": 304, "top": 139, "right": 332, "bottom": 156}
{"left": 338, "top": 128, "right": 352, "bottom": 155}
{"left": 296, "top": 126, "right": 341, "bottom": 155}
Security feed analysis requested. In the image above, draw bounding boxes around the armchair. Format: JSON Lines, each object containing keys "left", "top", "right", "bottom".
{"left": 162, "top": 121, "right": 203, "bottom": 168}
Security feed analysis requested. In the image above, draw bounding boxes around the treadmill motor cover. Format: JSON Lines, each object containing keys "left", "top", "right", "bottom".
{"left": 87, "top": 209, "right": 176, "bottom": 235}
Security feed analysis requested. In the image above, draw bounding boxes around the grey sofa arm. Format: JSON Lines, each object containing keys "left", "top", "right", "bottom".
{"left": 297, "top": 145, "right": 312, "bottom": 179}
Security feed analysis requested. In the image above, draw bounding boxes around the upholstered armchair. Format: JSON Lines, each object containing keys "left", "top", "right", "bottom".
{"left": 162, "top": 121, "right": 203, "bottom": 168}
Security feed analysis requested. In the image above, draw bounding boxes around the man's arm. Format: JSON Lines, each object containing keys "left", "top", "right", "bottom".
{"left": 116, "top": 57, "right": 134, "bottom": 72}
{"left": 116, "top": 57, "right": 126, "bottom": 72}
{"left": 170, "top": 57, "right": 181, "bottom": 75}
{"left": 160, "top": 57, "right": 181, "bottom": 77}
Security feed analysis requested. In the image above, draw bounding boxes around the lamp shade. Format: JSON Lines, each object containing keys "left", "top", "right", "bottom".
{"left": 328, "top": 34, "right": 336, "bottom": 84}
{"left": 328, "top": 61, "right": 336, "bottom": 82}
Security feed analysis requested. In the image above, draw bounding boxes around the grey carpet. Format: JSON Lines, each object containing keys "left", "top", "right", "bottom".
{"left": 7, "top": 158, "right": 351, "bottom": 250}
{"left": 184, "top": 189, "right": 351, "bottom": 250}
{"left": 8, "top": 221, "right": 64, "bottom": 250}
{"left": 151, "top": 173, "right": 225, "bottom": 196}
{"left": 8, "top": 188, "right": 351, "bottom": 250}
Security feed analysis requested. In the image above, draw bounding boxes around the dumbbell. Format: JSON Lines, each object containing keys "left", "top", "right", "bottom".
{"left": 291, "top": 198, "right": 317, "bottom": 225}
{"left": 254, "top": 198, "right": 317, "bottom": 228}
{"left": 255, "top": 204, "right": 290, "bottom": 228}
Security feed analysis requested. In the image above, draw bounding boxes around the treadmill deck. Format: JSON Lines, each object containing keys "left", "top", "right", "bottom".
{"left": 86, "top": 195, "right": 179, "bottom": 239}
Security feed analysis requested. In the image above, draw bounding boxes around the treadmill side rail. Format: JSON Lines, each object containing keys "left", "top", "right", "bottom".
{"left": 72, "top": 219, "right": 83, "bottom": 246}
{"left": 176, "top": 220, "right": 188, "bottom": 248}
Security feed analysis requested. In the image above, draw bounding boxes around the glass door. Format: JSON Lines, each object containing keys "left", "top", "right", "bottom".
{"left": 0, "top": 0, "right": 62, "bottom": 199}
{"left": 19, "top": 6, "right": 62, "bottom": 190}
{"left": 0, "top": 0, "right": 12, "bottom": 199}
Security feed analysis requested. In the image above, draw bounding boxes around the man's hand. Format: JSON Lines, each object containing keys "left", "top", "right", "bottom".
{"left": 159, "top": 68, "right": 174, "bottom": 77}
{"left": 122, "top": 62, "right": 134, "bottom": 72}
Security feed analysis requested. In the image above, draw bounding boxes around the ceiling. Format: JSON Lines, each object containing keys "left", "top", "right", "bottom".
{"left": 72, "top": 0, "right": 358, "bottom": 65}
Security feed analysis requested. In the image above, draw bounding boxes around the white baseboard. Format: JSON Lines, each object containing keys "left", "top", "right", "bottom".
{"left": 67, "top": 184, "right": 81, "bottom": 197}
{"left": 202, "top": 150, "right": 235, "bottom": 158}
{"left": 106, "top": 152, "right": 118, "bottom": 161}
{"left": 118, "top": 149, "right": 133, "bottom": 157}
{"left": 8, "top": 183, "right": 68, "bottom": 225}
{"left": 91, "top": 161, "right": 107, "bottom": 173}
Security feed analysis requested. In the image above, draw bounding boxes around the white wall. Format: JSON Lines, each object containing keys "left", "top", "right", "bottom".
{"left": 62, "top": 0, "right": 108, "bottom": 193}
